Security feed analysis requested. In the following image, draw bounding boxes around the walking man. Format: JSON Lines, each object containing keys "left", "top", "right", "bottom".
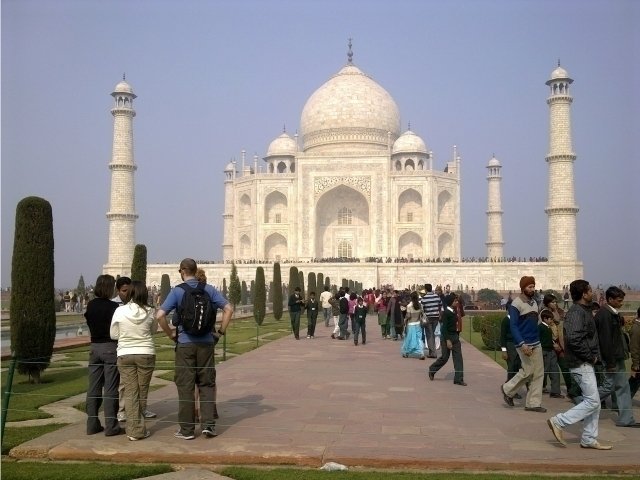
{"left": 547, "top": 279, "right": 612, "bottom": 449}
{"left": 420, "top": 284, "right": 441, "bottom": 358}
{"left": 319, "top": 286, "right": 333, "bottom": 327}
{"left": 595, "top": 286, "right": 639, "bottom": 428}
{"left": 500, "top": 276, "right": 546, "bottom": 412}
{"left": 288, "top": 287, "right": 304, "bottom": 340}
{"left": 157, "top": 258, "right": 233, "bottom": 440}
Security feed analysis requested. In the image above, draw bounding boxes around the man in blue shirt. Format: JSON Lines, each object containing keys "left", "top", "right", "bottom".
{"left": 157, "top": 258, "right": 233, "bottom": 440}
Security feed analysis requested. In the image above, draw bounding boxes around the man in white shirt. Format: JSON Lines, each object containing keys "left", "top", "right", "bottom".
{"left": 319, "top": 286, "right": 333, "bottom": 327}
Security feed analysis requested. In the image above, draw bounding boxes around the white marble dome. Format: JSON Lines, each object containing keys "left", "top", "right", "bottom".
{"left": 113, "top": 80, "right": 134, "bottom": 94}
{"left": 488, "top": 155, "right": 501, "bottom": 167}
{"left": 266, "top": 132, "right": 297, "bottom": 157}
{"left": 550, "top": 65, "right": 569, "bottom": 80}
{"left": 392, "top": 130, "right": 427, "bottom": 155}
{"left": 300, "top": 64, "right": 401, "bottom": 152}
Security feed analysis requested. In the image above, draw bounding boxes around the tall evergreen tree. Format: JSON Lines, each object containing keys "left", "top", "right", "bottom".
{"left": 317, "top": 273, "right": 324, "bottom": 292}
{"left": 268, "top": 281, "right": 274, "bottom": 303}
{"left": 159, "top": 274, "right": 171, "bottom": 304}
{"left": 288, "top": 266, "right": 300, "bottom": 292}
{"left": 222, "top": 278, "right": 228, "bottom": 298}
{"left": 250, "top": 280, "right": 255, "bottom": 304}
{"left": 254, "top": 267, "right": 266, "bottom": 326}
{"left": 130, "top": 244, "right": 147, "bottom": 283}
{"left": 10, "top": 196, "right": 56, "bottom": 383}
{"left": 298, "top": 271, "right": 305, "bottom": 299}
{"left": 228, "top": 263, "right": 241, "bottom": 307}
{"left": 308, "top": 272, "right": 317, "bottom": 297}
{"left": 76, "top": 275, "right": 86, "bottom": 296}
{"left": 325, "top": 276, "right": 331, "bottom": 289}
{"left": 241, "top": 280, "right": 248, "bottom": 305}
{"left": 273, "top": 263, "right": 283, "bottom": 320}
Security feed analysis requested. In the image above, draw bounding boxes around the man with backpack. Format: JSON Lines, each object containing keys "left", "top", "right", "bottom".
{"left": 157, "top": 258, "right": 233, "bottom": 440}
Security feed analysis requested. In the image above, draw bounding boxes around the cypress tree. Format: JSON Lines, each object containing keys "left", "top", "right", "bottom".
{"left": 298, "top": 271, "right": 305, "bottom": 299}
{"left": 254, "top": 267, "right": 266, "bottom": 326}
{"left": 317, "top": 273, "right": 324, "bottom": 292}
{"left": 228, "top": 263, "right": 241, "bottom": 307}
{"left": 342, "top": 278, "right": 348, "bottom": 288}
{"left": 10, "top": 196, "right": 56, "bottom": 383}
{"left": 308, "top": 272, "right": 317, "bottom": 297}
{"left": 76, "top": 275, "right": 86, "bottom": 296}
{"left": 159, "top": 273, "right": 171, "bottom": 304}
{"left": 241, "top": 280, "right": 248, "bottom": 305}
{"left": 288, "top": 266, "right": 300, "bottom": 292}
{"left": 268, "top": 281, "right": 274, "bottom": 303}
{"left": 273, "top": 263, "right": 283, "bottom": 320}
{"left": 250, "top": 280, "right": 255, "bottom": 304}
{"left": 130, "top": 244, "right": 147, "bottom": 283}
{"left": 325, "top": 276, "right": 331, "bottom": 289}
{"left": 222, "top": 278, "right": 228, "bottom": 298}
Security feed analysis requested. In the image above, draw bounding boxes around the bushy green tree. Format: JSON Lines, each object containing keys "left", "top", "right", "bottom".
{"left": 228, "top": 263, "right": 241, "bottom": 307}
{"left": 254, "top": 267, "right": 266, "bottom": 326}
{"left": 273, "top": 263, "right": 283, "bottom": 320}
{"left": 130, "top": 244, "right": 147, "bottom": 283}
{"left": 477, "top": 288, "right": 501, "bottom": 305}
{"left": 159, "top": 274, "right": 171, "bottom": 304}
{"left": 10, "top": 196, "right": 56, "bottom": 383}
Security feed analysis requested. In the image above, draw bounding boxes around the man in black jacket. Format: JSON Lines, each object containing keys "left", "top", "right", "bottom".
{"left": 595, "top": 286, "right": 638, "bottom": 427}
{"left": 546, "top": 279, "right": 612, "bottom": 450}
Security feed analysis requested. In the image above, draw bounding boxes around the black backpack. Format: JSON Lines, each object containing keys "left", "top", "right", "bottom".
{"left": 175, "top": 282, "right": 216, "bottom": 336}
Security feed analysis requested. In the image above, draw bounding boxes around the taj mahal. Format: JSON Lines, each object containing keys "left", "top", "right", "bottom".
{"left": 103, "top": 46, "right": 583, "bottom": 291}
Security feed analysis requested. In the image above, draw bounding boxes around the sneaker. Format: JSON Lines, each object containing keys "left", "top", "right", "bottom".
{"left": 306, "top": 335, "right": 311, "bottom": 338}
{"left": 580, "top": 441, "right": 612, "bottom": 450}
{"left": 202, "top": 426, "right": 218, "bottom": 438}
{"left": 174, "top": 431, "right": 195, "bottom": 440}
{"left": 117, "top": 412, "right": 126, "bottom": 422}
{"left": 547, "top": 418, "right": 566, "bottom": 446}
{"left": 524, "top": 406, "right": 547, "bottom": 413}
{"left": 128, "top": 431, "right": 151, "bottom": 441}
{"left": 143, "top": 410, "right": 157, "bottom": 419}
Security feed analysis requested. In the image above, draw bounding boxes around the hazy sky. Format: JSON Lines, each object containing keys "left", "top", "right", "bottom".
{"left": 2, "top": 0, "right": 638, "bottom": 290}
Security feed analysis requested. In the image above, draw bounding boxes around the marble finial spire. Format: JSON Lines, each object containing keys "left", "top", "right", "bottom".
{"left": 123, "top": 73, "right": 126, "bottom": 80}
{"left": 283, "top": 124, "right": 286, "bottom": 133}
{"left": 347, "top": 38, "right": 353, "bottom": 64}
{"left": 557, "top": 59, "right": 561, "bottom": 67}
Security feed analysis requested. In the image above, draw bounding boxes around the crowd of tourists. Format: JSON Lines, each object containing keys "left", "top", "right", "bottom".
{"left": 83, "top": 264, "right": 638, "bottom": 449}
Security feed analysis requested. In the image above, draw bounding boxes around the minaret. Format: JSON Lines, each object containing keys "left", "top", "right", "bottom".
{"left": 545, "top": 62, "right": 578, "bottom": 262}
{"left": 222, "top": 160, "right": 235, "bottom": 262}
{"left": 105, "top": 76, "right": 138, "bottom": 276}
{"left": 486, "top": 155, "right": 504, "bottom": 259}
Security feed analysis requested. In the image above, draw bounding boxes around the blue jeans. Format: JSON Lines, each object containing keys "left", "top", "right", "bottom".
{"left": 323, "top": 307, "right": 332, "bottom": 326}
{"left": 599, "top": 359, "right": 636, "bottom": 426}
{"left": 551, "top": 362, "right": 601, "bottom": 446}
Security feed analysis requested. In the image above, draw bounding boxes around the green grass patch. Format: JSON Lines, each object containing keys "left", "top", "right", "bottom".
{"left": 1, "top": 367, "right": 88, "bottom": 421}
{"left": 0, "top": 460, "right": 173, "bottom": 480}
{"left": 220, "top": 467, "right": 628, "bottom": 480}
{"left": 1, "top": 423, "right": 68, "bottom": 455}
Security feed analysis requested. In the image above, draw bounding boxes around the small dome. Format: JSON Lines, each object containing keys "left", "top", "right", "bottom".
{"left": 266, "top": 132, "right": 297, "bottom": 157}
{"left": 224, "top": 161, "right": 235, "bottom": 172}
{"left": 113, "top": 80, "right": 134, "bottom": 94}
{"left": 488, "top": 156, "right": 501, "bottom": 167}
{"left": 392, "top": 130, "right": 427, "bottom": 155}
{"left": 550, "top": 66, "right": 568, "bottom": 80}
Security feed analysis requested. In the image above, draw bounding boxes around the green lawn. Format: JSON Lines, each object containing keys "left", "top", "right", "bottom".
{"left": 0, "top": 460, "right": 173, "bottom": 480}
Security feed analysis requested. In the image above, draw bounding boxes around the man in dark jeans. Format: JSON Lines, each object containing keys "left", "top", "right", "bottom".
{"left": 157, "top": 258, "right": 233, "bottom": 440}
{"left": 288, "top": 287, "right": 304, "bottom": 340}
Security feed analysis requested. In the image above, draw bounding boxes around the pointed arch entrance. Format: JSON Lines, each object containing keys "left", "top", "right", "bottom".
{"left": 315, "top": 185, "right": 370, "bottom": 259}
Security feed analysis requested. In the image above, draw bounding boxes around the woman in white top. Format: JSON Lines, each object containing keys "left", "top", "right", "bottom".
{"left": 110, "top": 281, "right": 157, "bottom": 441}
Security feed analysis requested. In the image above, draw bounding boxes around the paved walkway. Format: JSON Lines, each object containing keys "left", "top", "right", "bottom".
{"left": 8, "top": 321, "right": 640, "bottom": 474}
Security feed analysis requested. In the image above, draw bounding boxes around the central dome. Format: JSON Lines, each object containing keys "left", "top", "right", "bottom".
{"left": 300, "top": 64, "right": 401, "bottom": 153}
